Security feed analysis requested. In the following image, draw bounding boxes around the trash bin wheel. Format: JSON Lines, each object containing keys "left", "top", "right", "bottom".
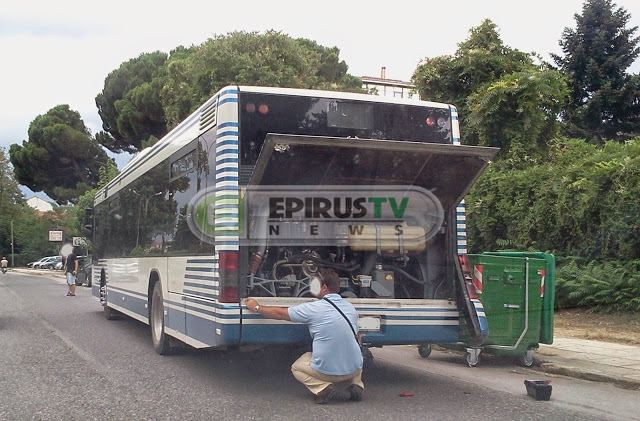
{"left": 464, "top": 351, "right": 480, "bottom": 367}
{"left": 520, "top": 352, "right": 534, "bottom": 367}
{"left": 418, "top": 344, "right": 432, "bottom": 358}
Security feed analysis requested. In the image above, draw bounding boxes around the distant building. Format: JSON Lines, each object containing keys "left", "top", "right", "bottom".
{"left": 361, "top": 67, "right": 418, "bottom": 100}
{"left": 26, "top": 197, "right": 53, "bottom": 214}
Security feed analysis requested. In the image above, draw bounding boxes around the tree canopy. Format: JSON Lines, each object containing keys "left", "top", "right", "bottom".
{"left": 552, "top": 0, "right": 640, "bottom": 142}
{"left": 413, "top": 20, "right": 531, "bottom": 109}
{"left": 162, "top": 31, "right": 362, "bottom": 127}
{"left": 0, "top": 148, "right": 64, "bottom": 264}
{"left": 0, "top": 148, "right": 24, "bottom": 258}
{"left": 466, "top": 67, "right": 567, "bottom": 161}
{"left": 95, "top": 51, "right": 169, "bottom": 154}
{"left": 413, "top": 19, "right": 567, "bottom": 159}
{"left": 9, "top": 105, "right": 112, "bottom": 204}
{"left": 0, "top": 148, "right": 23, "bottom": 213}
{"left": 95, "top": 30, "right": 364, "bottom": 154}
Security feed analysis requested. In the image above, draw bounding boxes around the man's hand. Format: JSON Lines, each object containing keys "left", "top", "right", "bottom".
{"left": 246, "top": 298, "right": 258, "bottom": 312}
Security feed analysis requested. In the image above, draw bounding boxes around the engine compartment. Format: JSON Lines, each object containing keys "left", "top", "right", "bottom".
{"left": 246, "top": 239, "right": 452, "bottom": 300}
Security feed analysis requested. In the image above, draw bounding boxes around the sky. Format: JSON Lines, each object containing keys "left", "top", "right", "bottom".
{"left": 2, "top": 0, "right": 640, "bottom": 201}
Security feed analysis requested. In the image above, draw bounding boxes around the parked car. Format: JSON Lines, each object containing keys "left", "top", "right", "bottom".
{"left": 74, "top": 256, "right": 92, "bottom": 287}
{"left": 43, "top": 256, "right": 62, "bottom": 270}
{"left": 27, "top": 256, "right": 52, "bottom": 268}
{"left": 33, "top": 256, "right": 59, "bottom": 269}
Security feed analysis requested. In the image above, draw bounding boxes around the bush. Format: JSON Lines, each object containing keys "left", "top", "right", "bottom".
{"left": 555, "top": 257, "right": 640, "bottom": 312}
{"left": 467, "top": 137, "right": 640, "bottom": 262}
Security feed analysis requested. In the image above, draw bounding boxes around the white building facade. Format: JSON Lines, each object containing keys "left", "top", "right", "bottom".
{"left": 26, "top": 197, "right": 53, "bottom": 213}
{"left": 361, "top": 67, "right": 418, "bottom": 100}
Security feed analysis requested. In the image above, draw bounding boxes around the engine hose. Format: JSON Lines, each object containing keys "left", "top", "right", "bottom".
{"left": 361, "top": 252, "right": 378, "bottom": 276}
{"left": 289, "top": 253, "right": 360, "bottom": 270}
{"left": 316, "top": 261, "right": 362, "bottom": 272}
{"left": 382, "top": 265, "right": 426, "bottom": 285}
{"left": 272, "top": 257, "right": 360, "bottom": 277}
{"left": 433, "top": 278, "right": 447, "bottom": 299}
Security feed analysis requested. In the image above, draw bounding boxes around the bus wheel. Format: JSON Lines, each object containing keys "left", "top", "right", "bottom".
{"left": 103, "top": 285, "right": 119, "bottom": 320}
{"left": 104, "top": 304, "right": 119, "bottom": 320}
{"left": 151, "top": 281, "right": 171, "bottom": 355}
{"left": 362, "top": 346, "right": 373, "bottom": 368}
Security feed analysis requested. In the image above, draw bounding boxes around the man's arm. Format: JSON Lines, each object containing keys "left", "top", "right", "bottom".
{"left": 246, "top": 298, "right": 291, "bottom": 321}
{"left": 73, "top": 259, "right": 79, "bottom": 273}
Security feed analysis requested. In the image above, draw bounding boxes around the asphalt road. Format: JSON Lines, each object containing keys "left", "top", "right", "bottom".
{"left": 1, "top": 271, "right": 638, "bottom": 421}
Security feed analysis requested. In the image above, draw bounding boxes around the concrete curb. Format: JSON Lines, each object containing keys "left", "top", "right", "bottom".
{"left": 8, "top": 268, "right": 66, "bottom": 281}
{"left": 533, "top": 353, "right": 640, "bottom": 390}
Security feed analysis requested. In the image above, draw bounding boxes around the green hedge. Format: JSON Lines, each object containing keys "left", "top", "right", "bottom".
{"left": 467, "top": 137, "right": 640, "bottom": 262}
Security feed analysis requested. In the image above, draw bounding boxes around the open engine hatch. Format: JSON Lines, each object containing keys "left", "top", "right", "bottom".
{"left": 248, "top": 134, "right": 499, "bottom": 211}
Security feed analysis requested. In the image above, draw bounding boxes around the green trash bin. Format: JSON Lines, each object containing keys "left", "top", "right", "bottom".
{"left": 464, "top": 252, "right": 555, "bottom": 366}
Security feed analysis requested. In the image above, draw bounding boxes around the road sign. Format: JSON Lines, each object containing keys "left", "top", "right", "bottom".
{"left": 72, "top": 237, "right": 87, "bottom": 246}
{"left": 49, "top": 230, "right": 63, "bottom": 242}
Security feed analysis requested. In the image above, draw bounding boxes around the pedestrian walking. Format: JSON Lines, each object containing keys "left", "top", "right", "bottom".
{"left": 246, "top": 268, "right": 364, "bottom": 404}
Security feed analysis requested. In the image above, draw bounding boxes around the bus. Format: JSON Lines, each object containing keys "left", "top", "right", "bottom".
{"left": 86, "top": 85, "right": 498, "bottom": 356}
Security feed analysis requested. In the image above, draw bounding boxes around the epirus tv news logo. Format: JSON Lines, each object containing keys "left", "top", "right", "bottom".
{"left": 187, "top": 185, "right": 444, "bottom": 248}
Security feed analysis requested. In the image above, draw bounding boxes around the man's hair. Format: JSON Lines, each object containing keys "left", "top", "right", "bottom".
{"left": 319, "top": 268, "right": 340, "bottom": 293}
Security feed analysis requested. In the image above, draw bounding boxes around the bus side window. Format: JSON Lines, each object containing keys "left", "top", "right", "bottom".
{"left": 198, "top": 130, "right": 216, "bottom": 192}
{"left": 168, "top": 149, "right": 203, "bottom": 254}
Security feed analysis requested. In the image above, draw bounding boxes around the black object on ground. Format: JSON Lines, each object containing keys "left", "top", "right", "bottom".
{"left": 524, "top": 379, "right": 552, "bottom": 400}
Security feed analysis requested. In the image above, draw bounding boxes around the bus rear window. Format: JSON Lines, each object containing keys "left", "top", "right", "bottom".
{"left": 239, "top": 92, "right": 452, "bottom": 166}
{"left": 327, "top": 100, "right": 373, "bottom": 130}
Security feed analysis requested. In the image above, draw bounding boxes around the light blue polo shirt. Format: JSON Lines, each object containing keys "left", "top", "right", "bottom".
{"left": 288, "top": 293, "right": 363, "bottom": 375}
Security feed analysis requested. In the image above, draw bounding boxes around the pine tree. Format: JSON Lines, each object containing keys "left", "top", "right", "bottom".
{"left": 552, "top": 0, "right": 640, "bottom": 142}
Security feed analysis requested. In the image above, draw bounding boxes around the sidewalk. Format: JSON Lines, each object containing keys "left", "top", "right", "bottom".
{"left": 535, "top": 337, "right": 640, "bottom": 389}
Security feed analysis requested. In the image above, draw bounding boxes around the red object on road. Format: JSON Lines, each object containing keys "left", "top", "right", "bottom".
{"left": 398, "top": 392, "right": 414, "bottom": 397}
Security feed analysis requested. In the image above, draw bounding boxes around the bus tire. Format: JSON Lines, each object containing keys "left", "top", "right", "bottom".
{"left": 362, "top": 346, "right": 373, "bottom": 368}
{"left": 151, "top": 281, "right": 171, "bottom": 355}
{"left": 104, "top": 304, "right": 119, "bottom": 320}
{"left": 102, "top": 280, "right": 120, "bottom": 320}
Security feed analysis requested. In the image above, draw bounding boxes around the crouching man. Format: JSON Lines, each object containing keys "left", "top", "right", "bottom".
{"left": 245, "top": 268, "right": 364, "bottom": 404}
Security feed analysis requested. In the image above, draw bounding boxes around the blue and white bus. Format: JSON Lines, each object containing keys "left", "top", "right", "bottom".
{"left": 88, "top": 86, "right": 497, "bottom": 355}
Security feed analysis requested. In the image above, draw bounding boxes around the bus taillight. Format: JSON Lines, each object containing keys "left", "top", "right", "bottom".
{"left": 219, "top": 251, "right": 239, "bottom": 303}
